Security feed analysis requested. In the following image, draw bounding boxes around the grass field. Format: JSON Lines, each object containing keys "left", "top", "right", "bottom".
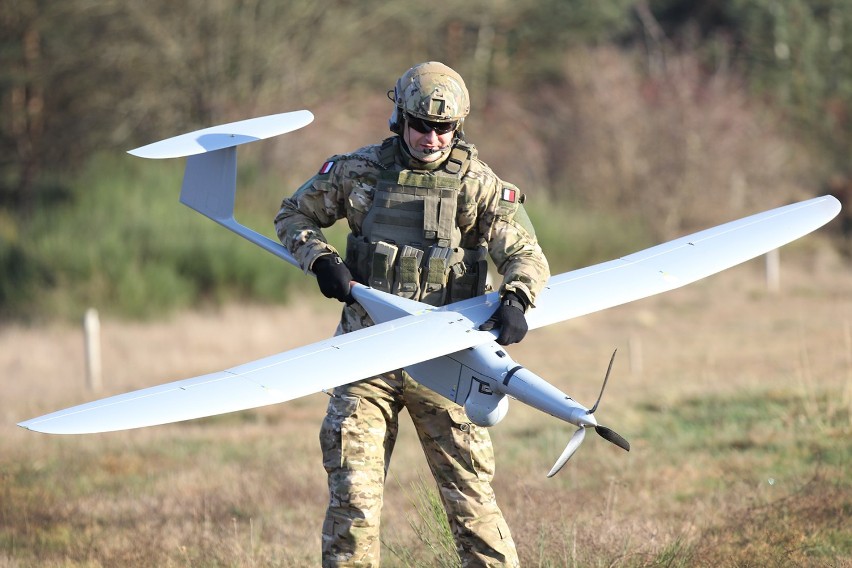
{"left": 1, "top": 250, "right": 850, "bottom": 567}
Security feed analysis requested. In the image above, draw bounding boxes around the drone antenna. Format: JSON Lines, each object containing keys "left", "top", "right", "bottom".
{"left": 588, "top": 348, "right": 617, "bottom": 414}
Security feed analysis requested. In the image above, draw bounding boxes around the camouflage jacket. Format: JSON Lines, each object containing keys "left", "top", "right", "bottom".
{"left": 274, "top": 137, "right": 550, "bottom": 306}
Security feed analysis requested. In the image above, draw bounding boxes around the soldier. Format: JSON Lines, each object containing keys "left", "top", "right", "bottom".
{"left": 275, "top": 61, "right": 550, "bottom": 567}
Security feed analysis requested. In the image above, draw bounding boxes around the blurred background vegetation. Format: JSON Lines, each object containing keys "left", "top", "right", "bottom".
{"left": 1, "top": 0, "right": 850, "bottom": 321}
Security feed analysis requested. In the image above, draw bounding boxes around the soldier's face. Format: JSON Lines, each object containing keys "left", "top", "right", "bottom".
{"left": 404, "top": 124, "right": 455, "bottom": 163}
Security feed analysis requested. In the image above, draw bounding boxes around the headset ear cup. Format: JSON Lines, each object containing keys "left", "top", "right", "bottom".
{"left": 388, "top": 84, "right": 403, "bottom": 134}
{"left": 388, "top": 107, "right": 404, "bottom": 134}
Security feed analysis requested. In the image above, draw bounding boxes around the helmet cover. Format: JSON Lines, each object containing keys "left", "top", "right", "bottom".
{"left": 393, "top": 62, "right": 470, "bottom": 124}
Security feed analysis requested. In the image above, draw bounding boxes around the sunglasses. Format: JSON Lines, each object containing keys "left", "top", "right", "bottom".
{"left": 406, "top": 115, "right": 458, "bottom": 135}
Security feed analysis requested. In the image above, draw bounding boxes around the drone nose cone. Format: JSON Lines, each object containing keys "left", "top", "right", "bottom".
{"left": 575, "top": 412, "right": 598, "bottom": 428}
{"left": 563, "top": 405, "right": 597, "bottom": 427}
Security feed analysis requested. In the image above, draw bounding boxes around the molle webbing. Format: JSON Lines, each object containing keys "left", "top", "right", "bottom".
{"left": 347, "top": 138, "right": 485, "bottom": 305}
{"left": 372, "top": 179, "right": 459, "bottom": 245}
{"left": 367, "top": 166, "right": 462, "bottom": 247}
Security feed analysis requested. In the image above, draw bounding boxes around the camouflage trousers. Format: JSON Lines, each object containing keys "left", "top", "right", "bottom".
{"left": 320, "top": 373, "right": 520, "bottom": 567}
{"left": 319, "top": 301, "right": 519, "bottom": 568}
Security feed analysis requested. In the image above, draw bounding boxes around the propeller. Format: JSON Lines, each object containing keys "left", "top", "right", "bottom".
{"left": 594, "top": 424, "right": 630, "bottom": 452}
{"left": 547, "top": 349, "right": 630, "bottom": 477}
{"left": 547, "top": 426, "right": 586, "bottom": 477}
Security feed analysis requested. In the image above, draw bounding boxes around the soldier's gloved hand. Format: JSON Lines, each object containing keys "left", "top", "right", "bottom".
{"left": 312, "top": 254, "right": 354, "bottom": 304}
{"left": 479, "top": 291, "right": 528, "bottom": 345}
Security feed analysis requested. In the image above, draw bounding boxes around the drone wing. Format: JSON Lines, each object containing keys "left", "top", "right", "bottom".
{"left": 22, "top": 110, "right": 841, "bottom": 437}
{"left": 18, "top": 196, "right": 840, "bottom": 435}
{"left": 448, "top": 195, "right": 842, "bottom": 329}
{"left": 18, "top": 307, "right": 493, "bottom": 434}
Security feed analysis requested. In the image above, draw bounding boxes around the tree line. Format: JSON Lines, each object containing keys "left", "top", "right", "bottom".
{"left": 1, "top": 0, "right": 850, "bottom": 319}
{"left": 3, "top": 0, "right": 849, "bottom": 207}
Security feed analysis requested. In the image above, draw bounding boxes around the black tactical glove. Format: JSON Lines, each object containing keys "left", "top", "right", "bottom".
{"left": 479, "top": 291, "right": 529, "bottom": 345}
{"left": 312, "top": 254, "right": 354, "bottom": 304}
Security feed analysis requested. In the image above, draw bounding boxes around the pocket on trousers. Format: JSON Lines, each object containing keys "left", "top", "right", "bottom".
{"left": 446, "top": 406, "right": 477, "bottom": 473}
{"left": 447, "top": 406, "right": 495, "bottom": 478}
{"left": 320, "top": 395, "right": 360, "bottom": 471}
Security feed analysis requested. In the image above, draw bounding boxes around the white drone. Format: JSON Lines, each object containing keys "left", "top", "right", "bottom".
{"left": 18, "top": 111, "right": 841, "bottom": 477}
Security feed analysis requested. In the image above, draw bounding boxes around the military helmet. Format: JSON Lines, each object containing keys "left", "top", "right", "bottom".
{"left": 389, "top": 61, "right": 470, "bottom": 134}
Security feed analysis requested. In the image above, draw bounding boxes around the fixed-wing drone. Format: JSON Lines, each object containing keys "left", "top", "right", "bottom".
{"left": 18, "top": 111, "right": 841, "bottom": 477}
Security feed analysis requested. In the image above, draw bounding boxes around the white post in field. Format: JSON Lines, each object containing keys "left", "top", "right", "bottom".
{"left": 766, "top": 249, "right": 780, "bottom": 293}
{"left": 84, "top": 308, "right": 102, "bottom": 392}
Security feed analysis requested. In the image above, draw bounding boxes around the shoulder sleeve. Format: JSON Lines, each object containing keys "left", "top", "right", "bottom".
{"left": 465, "top": 159, "right": 550, "bottom": 305}
{"left": 274, "top": 150, "right": 375, "bottom": 271}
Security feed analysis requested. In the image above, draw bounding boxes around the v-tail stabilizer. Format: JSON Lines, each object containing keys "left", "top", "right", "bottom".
{"left": 127, "top": 110, "right": 314, "bottom": 160}
{"left": 16, "top": 111, "right": 843, "bottom": 478}
{"left": 132, "top": 110, "right": 316, "bottom": 270}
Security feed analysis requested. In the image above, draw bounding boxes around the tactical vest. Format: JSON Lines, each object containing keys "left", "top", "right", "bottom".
{"left": 345, "top": 138, "right": 488, "bottom": 307}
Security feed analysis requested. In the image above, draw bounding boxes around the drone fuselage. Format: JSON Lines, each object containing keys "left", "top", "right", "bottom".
{"left": 402, "top": 339, "right": 596, "bottom": 430}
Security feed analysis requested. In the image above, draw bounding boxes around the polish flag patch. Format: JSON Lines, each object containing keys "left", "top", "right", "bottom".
{"left": 318, "top": 161, "right": 335, "bottom": 174}
{"left": 501, "top": 187, "right": 517, "bottom": 203}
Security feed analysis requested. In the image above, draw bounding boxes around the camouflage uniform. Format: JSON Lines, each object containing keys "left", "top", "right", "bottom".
{"left": 275, "top": 106, "right": 548, "bottom": 568}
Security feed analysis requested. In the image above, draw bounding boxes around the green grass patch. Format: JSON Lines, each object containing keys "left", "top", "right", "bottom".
{"left": 384, "top": 474, "right": 461, "bottom": 568}
{"left": 635, "top": 386, "right": 852, "bottom": 498}
{"left": 2, "top": 154, "right": 313, "bottom": 320}
{"left": 640, "top": 388, "right": 849, "bottom": 454}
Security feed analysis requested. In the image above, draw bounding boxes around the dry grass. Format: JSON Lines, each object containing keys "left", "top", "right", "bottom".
{"left": 2, "top": 247, "right": 851, "bottom": 567}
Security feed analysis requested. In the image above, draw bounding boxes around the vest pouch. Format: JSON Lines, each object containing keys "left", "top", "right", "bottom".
{"left": 420, "top": 246, "right": 453, "bottom": 306}
{"left": 447, "top": 246, "right": 488, "bottom": 303}
{"left": 392, "top": 246, "right": 423, "bottom": 300}
{"left": 369, "top": 241, "right": 398, "bottom": 293}
{"left": 345, "top": 233, "right": 372, "bottom": 285}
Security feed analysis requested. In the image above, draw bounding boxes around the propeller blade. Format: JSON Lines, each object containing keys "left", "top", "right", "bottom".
{"left": 547, "top": 427, "right": 587, "bottom": 478}
{"left": 594, "top": 425, "right": 630, "bottom": 452}
{"left": 588, "top": 348, "right": 617, "bottom": 414}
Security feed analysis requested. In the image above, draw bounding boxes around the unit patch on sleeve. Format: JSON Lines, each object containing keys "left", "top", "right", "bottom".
{"left": 501, "top": 187, "right": 517, "bottom": 203}
{"left": 318, "top": 161, "right": 335, "bottom": 175}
